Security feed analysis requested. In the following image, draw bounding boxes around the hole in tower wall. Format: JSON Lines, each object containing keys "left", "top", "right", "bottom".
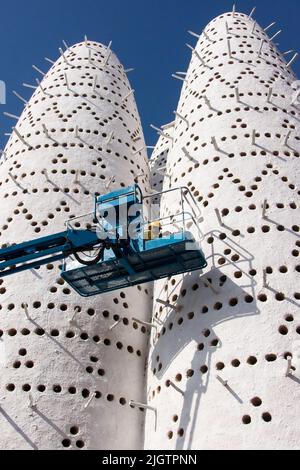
{"left": 278, "top": 325, "right": 288, "bottom": 335}
{"left": 62, "top": 439, "right": 71, "bottom": 448}
{"left": 247, "top": 356, "right": 257, "bottom": 365}
{"left": 242, "top": 415, "right": 251, "bottom": 425}
{"left": 231, "top": 359, "right": 240, "bottom": 367}
{"left": 251, "top": 397, "right": 262, "bottom": 407}
{"left": 70, "top": 426, "right": 79, "bottom": 435}
{"left": 285, "top": 314, "right": 294, "bottom": 322}
{"left": 265, "top": 354, "right": 277, "bottom": 362}
{"left": 262, "top": 412, "right": 272, "bottom": 422}
{"left": 76, "top": 440, "right": 85, "bottom": 449}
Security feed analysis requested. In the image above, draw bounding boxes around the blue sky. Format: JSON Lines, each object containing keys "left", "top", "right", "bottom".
{"left": 0, "top": 0, "right": 299, "bottom": 152}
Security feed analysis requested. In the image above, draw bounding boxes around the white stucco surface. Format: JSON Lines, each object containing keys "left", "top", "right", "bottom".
{"left": 145, "top": 11, "right": 300, "bottom": 450}
{"left": 0, "top": 41, "right": 151, "bottom": 450}
{"left": 0, "top": 9, "right": 299, "bottom": 452}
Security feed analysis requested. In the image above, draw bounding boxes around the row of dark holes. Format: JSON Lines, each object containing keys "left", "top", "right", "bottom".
{"left": 11, "top": 358, "right": 105, "bottom": 376}
{"left": 227, "top": 264, "right": 300, "bottom": 275}
{"left": 167, "top": 428, "right": 185, "bottom": 440}
{"left": 7, "top": 136, "right": 144, "bottom": 165}
{"left": 175, "top": 92, "right": 299, "bottom": 130}
{"left": 15, "top": 98, "right": 136, "bottom": 137}
{"left": 169, "top": 149, "right": 299, "bottom": 178}
{"left": 1, "top": 168, "right": 111, "bottom": 186}
{"left": 181, "top": 64, "right": 292, "bottom": 99}
{"left": 196, "top": 178, "right": 299, "bottom": 205}
{"left": 170, "top": 353, "right": 283, "bottom": 379}
{"left": 173, "top": 169, "right": 300, "bottom": 192}
{"left": 242, "top": 412, "right": 272, "bottom": 424}
{"left": 62, "top": 438, "right": 84, "bottom": 449}
{"left": 156, "top": 311, "right": 300, "bottom": 342}
{"left": 7, "top": 118, "right": 141, "bottom": 152}
{"left": 4, "top": 383, "right": 136, "bottom": 408}
{"left": 194, "top": 43, "right": 288, "bottom": 70}
{"left": 187, "top": 54, "right": 292, "bottom": 75}
{"left": 184, "top": 66, "right": 291, "bottom": 101}
{"left": 2, "top": 332, "right": 144, "bottom": 356}
{"left": 0, "top": 185, "right": 106, "bottom": 200}
{"left": 180, "top": 106, "right": 300, "bottom": 130}
{"left": 221, "top": 202, "right": 298, "bottom": 216}
{"left": 0, "top": 318, "right": 148, "bottom": 338}
{"left": 156, "top": 264, "right": 299, "bottom": 311}
{"left": 152, "top": 353, "right": 293, "bottom": 388}
{"left": 157, "top": 273, "right": 299, "bottom": 312}
{"left": 216, "top": 250, "right": 299, "bottom": 266}
{"left": 215, "top": 352, "right": 294, "bottom": 370}
{"left": 23, "top": 89, "right": 138, "bottom": 125}
{"left": 182, "top": 129, "right": 299, "bottom": 147}
{"left": 176, "top": 125, "right": 299, "bottom": 155}
{"left": 183, "top": 56, "right": 292, "bottom": 85}
{"left": 207, "top": 233, "right": 300, "bottom": 248}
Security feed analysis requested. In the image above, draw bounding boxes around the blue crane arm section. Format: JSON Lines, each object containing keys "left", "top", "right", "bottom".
{"left": 0, "top": 230, "right": 101, "bottom": 278}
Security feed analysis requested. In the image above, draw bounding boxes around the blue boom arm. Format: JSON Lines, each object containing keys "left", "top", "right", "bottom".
{"left": 0, "top": 230, "right": 100, "bottom": 278}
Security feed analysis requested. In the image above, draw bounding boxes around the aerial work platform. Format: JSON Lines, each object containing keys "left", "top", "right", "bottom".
{"left": 0, "top": 185, "right": 207, "bottom": 296}
{"left": 62, "top": 232, "right": 206, "bottom": 296}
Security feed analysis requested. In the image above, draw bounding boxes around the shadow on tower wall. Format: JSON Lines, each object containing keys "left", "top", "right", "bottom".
{"left": 149, "top": 229, "right": 260, "bottom": 449}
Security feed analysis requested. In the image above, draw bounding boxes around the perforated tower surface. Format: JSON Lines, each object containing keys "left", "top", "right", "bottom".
{"left": 150, "top": 125, "right": 174, "bottom": 194}
{"left": 0, "top": 41, "right": 151, "bottom": 450}
{"left": 145, "top": 12, "right": 300, "bottom": 450}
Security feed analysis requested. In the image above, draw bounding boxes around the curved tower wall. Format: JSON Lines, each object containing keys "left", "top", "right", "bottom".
{"left": 0, "top": 41, "right": 151, "bottom": 450}
{"left": 145, "top": 12, "right": 300, "bottom": 450}
{"left": 150, "top": 124, "right": 174, "bottom": 194}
